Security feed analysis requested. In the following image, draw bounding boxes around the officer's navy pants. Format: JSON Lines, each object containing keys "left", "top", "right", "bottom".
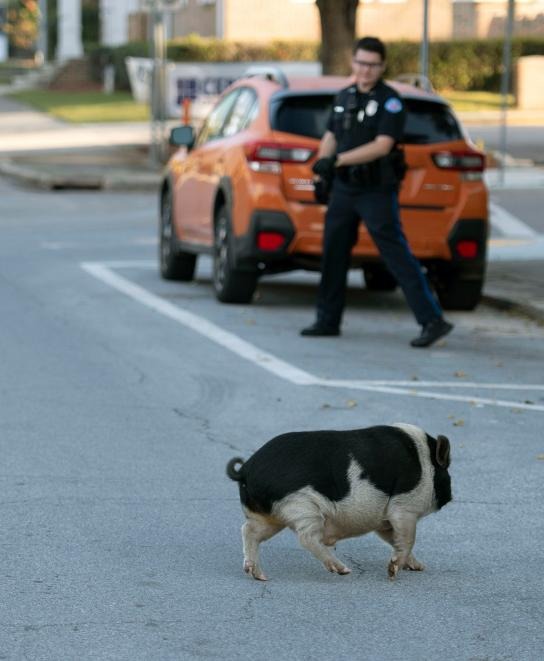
{"left": 316, "top": 182, "right": 443, "bottom": 329}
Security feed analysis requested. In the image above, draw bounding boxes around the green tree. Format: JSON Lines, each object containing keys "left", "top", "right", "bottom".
{"left": 316, "top": 0, "right": 359, "bottom": 75}
{"left": 4, "top": 0, "right": 39, "bottom": 56}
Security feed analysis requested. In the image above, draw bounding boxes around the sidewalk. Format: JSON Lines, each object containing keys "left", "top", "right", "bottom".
{"left": 0, "top": 94, "right": 542, "bottom": 326}
{"left": 0, "top": 95, "right": 163, "bottom": 190}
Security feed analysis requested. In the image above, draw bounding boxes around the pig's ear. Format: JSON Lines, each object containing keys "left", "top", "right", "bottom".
{"left": 436, "top": 435, "right": 451, "bottom": 468}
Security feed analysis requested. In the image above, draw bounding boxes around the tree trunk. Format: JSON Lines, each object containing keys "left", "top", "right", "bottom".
{"left": 316, "top": 0, "right": 359, "bottom": 75}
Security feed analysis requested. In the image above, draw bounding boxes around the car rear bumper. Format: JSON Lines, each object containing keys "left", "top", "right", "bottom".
{"left": 232, "top": 206, "right": 488, "bottom": 276}
{"left": 446, "top": 217, "right": 488, "bottom": 275}
{"left": 233, "top": 209, "right": 296, "bottom": 270}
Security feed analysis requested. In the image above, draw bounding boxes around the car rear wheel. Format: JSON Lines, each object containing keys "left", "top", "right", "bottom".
{"left": 435, "top": 272, "right": 484, "bottom": 310}
{"left": 363, "top": 265, "right": 398, "bottom": 291}
{"left": 159, "top": 188, "right": 197, "bottom": 281}
{"left": 213, "top": 207, "right": 258, "bottom": 304}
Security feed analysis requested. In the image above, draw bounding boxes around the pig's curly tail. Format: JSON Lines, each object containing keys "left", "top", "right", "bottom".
{"left": 226, "top": 457, "right": 245, "bottom": 481}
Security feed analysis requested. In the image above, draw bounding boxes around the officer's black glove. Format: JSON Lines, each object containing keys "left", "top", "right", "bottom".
{"left": 311, "top": 156, "right": 336, "bottom": 180}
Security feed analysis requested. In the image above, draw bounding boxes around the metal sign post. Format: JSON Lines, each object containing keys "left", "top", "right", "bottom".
{"left": 499, "top": 0, "right": 515, "bottom": 187}
{"left": 150, "top": 4, "right": 167, "bottom": 166}
{"left": 420, "top": 0, "right": 430, "bottom": 82}
{"left": 37, "top": 0, "right": 48, "bottom": 64}
{"left": 0, "top": 0, "right": 8, "bottom": 63}
{"left": 143, "top": 1, "right": 184, "bottom": 167}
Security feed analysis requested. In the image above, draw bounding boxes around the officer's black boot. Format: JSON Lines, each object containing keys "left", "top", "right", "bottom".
{"left": 300, "top": 322, "right": 341, "bottom": 337}
{"left": 410, "top": 317, "right": 453, "bottom": 348}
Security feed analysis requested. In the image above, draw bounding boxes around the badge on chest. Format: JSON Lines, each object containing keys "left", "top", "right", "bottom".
{"left": 357, "top": 99, "right": 379, "bottom": 124}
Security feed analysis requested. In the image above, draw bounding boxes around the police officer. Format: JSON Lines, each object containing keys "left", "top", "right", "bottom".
{"left": 301, "top": 36, "right": 453, "bottom": 348}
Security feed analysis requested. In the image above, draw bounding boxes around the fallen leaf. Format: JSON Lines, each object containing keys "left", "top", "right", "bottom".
{"left": 536, "top": 454, "right": 544, "bottom": 461}
{"left": 346, "top": 400, "right": 357, "bottom": 409}
{"left": 453, "top": 419, "right": 465, "bottom": 427}
{"left": 454, "top": 371, "right": 467, "bottom": 378}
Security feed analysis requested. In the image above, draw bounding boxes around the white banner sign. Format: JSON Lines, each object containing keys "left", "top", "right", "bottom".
{"left": 125, "top": 57, "right": 321, "bottom": 119}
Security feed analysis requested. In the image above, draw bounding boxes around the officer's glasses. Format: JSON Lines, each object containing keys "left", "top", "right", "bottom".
{"left": 353, "top": 59, "right": 383, "bottom": 69}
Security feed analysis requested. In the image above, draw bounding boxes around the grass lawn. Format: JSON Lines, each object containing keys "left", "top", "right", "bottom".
{"left": 439, "top": 90, "right": 515, "bottom": 111}
{"left": 9, "top": 88, "right": 515, "bottom": 123}
{"left": 9, "top": 90, "right": 150, "bottom": 122}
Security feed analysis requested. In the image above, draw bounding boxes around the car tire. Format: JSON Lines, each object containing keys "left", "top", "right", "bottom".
{"left": 213, "top": 206, "right": 258, "bottom": 304}
{"left": 159, "top": 187, "right": 197, "bottom": 281}
{"left": 363, "top": 265, "right": 398, "bottom": 291}
{"left": 435, "top": 273, "right": 484, "bottom": 310}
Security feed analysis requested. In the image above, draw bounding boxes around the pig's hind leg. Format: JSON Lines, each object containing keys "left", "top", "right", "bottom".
{"left": 282, "top": 506, "right": 351, "bottom": 575}
{"left": 241, "top": 513, "right": 284, "bottom": 581}
{"left": 376, "top": 514, "right": 424, "bottom": 579}
{"left": 296, "top": 521, "right": 351, "bottom": 575}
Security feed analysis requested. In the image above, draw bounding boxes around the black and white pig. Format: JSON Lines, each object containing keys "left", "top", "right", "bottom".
{"left": 226, "top": 423, "right": 452, "bottom": 581}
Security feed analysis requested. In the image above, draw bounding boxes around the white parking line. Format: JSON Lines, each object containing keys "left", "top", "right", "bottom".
{"left": 489, "top": 201, "right": 538, "bottom": 238}
{"left": 81, "top": 261, "right": 317, "bottom": 386}
{"left": 81, "top": 261, "right": 544, "bottom": 413}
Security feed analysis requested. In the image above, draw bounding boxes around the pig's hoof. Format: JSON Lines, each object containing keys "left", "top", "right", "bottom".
{"left": 404, "top": 557, "right": 425, "bottom": 572}
{"left": 387, "top": 558, "right": 399, "bottom": 580}
{"left": 325, "top": 560, "right": 351, "bottom": 575}
{"left": 243, "top": 560, "right": 268, "bottom": 581}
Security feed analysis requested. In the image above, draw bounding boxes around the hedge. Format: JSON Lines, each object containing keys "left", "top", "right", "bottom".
{"left": 87, "top": 35, "right": 544, "bottom": 93}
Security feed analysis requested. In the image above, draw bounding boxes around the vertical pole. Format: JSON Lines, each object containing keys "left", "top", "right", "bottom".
{"left": 0, "top": 1, "right": 8, "bottom": 63}
{"left": 150, "top": 2, "right": 166, "bottom": 166}
{"left": 420, "top": 0, "right": 430, "bottom": 83}
{"left": 37, "top": 0, "right": 48, "bottom": 64}
{"left": 499, "top": 0, "right": 515, "bottom": 187}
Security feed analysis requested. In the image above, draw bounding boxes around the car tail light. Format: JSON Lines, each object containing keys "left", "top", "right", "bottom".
{"left": 256, "top": 231, "right": 286, "bottom": 251}
{"left": 432, "top": 150, "right": 485, "bottom": 172}
{"left": 456, "top": 240, "right": 479, "bottom": 259}
{"left": 245, "top": 141, "right": 315, "bottom": 173}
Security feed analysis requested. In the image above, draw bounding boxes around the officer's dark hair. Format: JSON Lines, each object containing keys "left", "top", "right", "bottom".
{"left": 353, "top": 36, "right": 386, "bottom": 62}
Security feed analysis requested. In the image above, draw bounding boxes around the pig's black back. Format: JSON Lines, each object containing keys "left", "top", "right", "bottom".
{"left": 239, "top": 426, "right": 422, "bottom": 514}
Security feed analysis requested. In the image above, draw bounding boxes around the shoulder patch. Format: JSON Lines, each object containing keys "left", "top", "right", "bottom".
{"left": 384, "top": 97, "right": 403, "bottom": 114}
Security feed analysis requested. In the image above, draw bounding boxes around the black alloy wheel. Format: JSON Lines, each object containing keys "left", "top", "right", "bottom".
{"left": 159, "top": 187, "right": 197, "bottom": 281}
{"left": 435, "top": 274, "right": 484, "bottom": 310}
{"left": 213, "top": 207, "right": 258, "bottom": 304}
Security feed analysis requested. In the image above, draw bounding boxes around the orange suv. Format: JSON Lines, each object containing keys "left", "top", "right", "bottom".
{"left": 159, "top": 68, "right": 488, "bottom": 310}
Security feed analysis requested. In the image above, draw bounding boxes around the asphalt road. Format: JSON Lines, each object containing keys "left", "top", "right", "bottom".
{"left": 467, "top": 124, "right": 544, "bottom": 164}
{"left": 490, "top": 188, "right": 544, "bottom": 235}
{"left": 1, "top": 177, "right": 543, "bottom": 661}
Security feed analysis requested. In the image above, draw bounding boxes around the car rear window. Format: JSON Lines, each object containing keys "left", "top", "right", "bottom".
{"left": 403, "top": 99, "right": 463, "bottom": 144}
{"left": 270, "top": 93, "right": 463, "bottom": 145}
{"left": 270, "top": 94, "right": 333, "bottom": 140}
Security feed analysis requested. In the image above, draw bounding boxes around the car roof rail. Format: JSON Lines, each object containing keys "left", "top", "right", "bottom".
{"left": 243, "top": 66, "right": 289, "bottom": 89}
{"left": 394, "top": 73, "right": 434, "bottom": 93}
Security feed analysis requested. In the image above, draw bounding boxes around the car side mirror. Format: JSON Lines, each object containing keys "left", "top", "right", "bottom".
{"left": 170, "top": 126, "right": 195, "bottom": 149}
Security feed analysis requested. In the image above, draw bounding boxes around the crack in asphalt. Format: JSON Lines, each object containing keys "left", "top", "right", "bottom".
{"left": 172, "top": 408, "right": 242, "bottom": 452}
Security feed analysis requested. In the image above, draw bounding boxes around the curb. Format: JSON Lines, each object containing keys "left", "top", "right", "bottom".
{"left": 482, "top": 293, "right": 544, "bottom": 325}
{"left": 0, "top": 158, "right": 161, "bottom": 191}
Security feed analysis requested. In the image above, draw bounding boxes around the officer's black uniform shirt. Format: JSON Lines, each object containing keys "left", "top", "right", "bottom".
{"left": 327, "top": 79, "right": 406, "bottom": 191}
